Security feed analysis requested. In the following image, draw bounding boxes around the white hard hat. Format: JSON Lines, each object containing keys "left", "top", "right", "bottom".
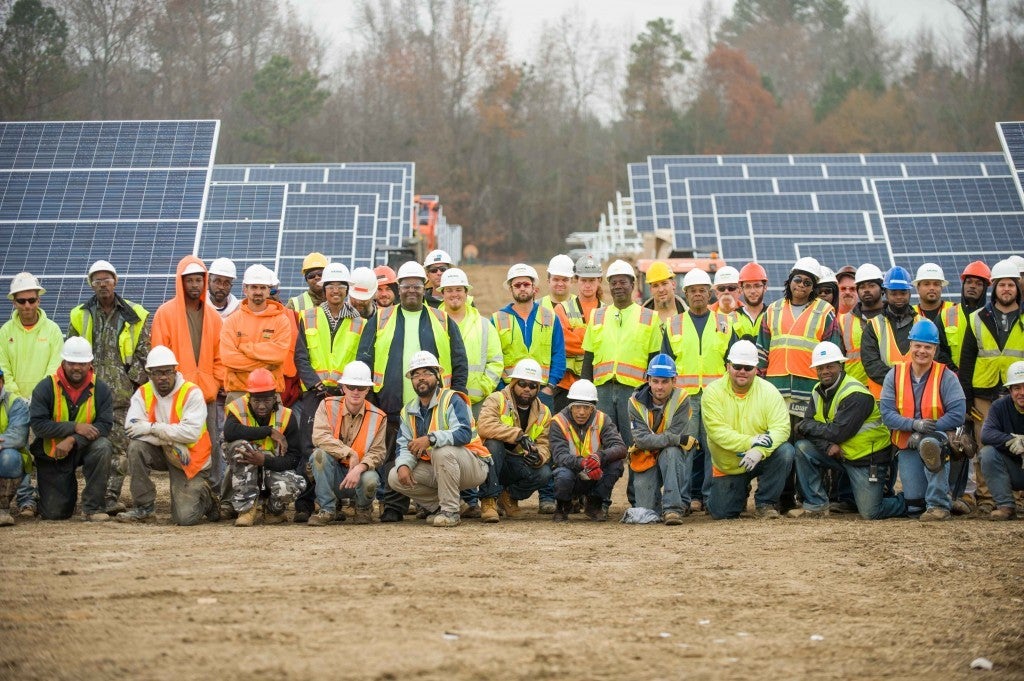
{"left": 990, "top": 259, "right": 1020, "bottom": 282}
{"left": 574, "top": 254, "right": 602, "bottom": 278}
{"left": 726, "top": 340, "right": 759, "bottom": 366}
{"left": 397, "top": 261, "right": 428, "bottom": 281}
{"left": 340, "top": 360, "right": 374, "bottom": 387}
{"left": 61, "top": 337, "right": 94, "bottom": 363}
{"left": 348, "top": 267, "right": 378, "bottom": 301}
{"left": 181, "top": 262, "right": 206, "bottom": 277}
{"left": 912, "top": 263, "right": 948, "bottom": 287}
{"left": 1004, "top": 361, "right": 1024, "bottom": 387}
{"left": 208, "top": 257, "right": 237, "bottom": 279}
{"left": 424, "top": 249, "right": 453, "bottom": 267}
{"left": 810, "top": 341, "right": 847, "bottom": 368}
{"left": 406, "top": 350, "right": 442, "bottom": 377}
{"left": 506, "top": 263, "right": 539, "bottom": 285}
{"left": 547, "top": 254, "right": 576, "bottom": 278}
{"left": 817, "top": 266, "right": 837, "bottom": 285}
{"left": 682, "top": 269, "right": 712, "bottom": 288}
{"left": 439, "top": 268, "right": 472, "bottom": 291}
{"left": 791, "top": 257, "right": 821, "bottom": 280}
{"left": 145, "top": 345, "right": 179, "bottom": 369}
{"left": 509, "top": 358, "right": 544, "bottom": 383}
{"left": 242, "top": 264, "right": 276, "bottom": 286}
{"left": 713, "top": 266, "right": 740, "bottom": 287}
{"left": 1009, "top": 255, "right": 1024, "bottom": 274}
{"left": 87, "top": 260, "right": 117, "bottom": 280}
{"left": 320, "top": 262, "right": 350, "bottom": 285}
{"left": 566, "top": 379, "right": 598, "bottom": 403}
{"left": 7, "top": 272, "right": 45, "bottom": 299}
{"left": 854, "top": 263, "right": 884, "bottom": 284}
{"left": 606, "top": 259, "right": 635, "bottom": 280}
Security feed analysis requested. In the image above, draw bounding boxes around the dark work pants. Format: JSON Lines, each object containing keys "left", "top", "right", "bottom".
{"left": 552, "top": 458, "right": 624, "bottom": 502}
{"left": 35, "top": 438, "right": 113, "bottom": 519}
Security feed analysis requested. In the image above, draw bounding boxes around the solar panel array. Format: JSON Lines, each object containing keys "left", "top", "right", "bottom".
{"left": 627, "top": 132, "right": 1023, "bottom": 294}
{"left": 0, "top": 120, "right": 218, "bottom": 328}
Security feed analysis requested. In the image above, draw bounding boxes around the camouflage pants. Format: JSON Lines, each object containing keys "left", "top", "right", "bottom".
{"left": 105, "top": 405, "right": 129, "bottom": 507}
{"left": 225, "top": 440, "right": 305, "bottom": 514}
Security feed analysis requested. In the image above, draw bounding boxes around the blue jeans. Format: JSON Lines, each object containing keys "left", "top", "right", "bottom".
{"left": 596, "top": 381, "right": 635, "bottom": 449}
{"left": 633, "top": 446, "right": 693, "bottom": 513}
{"left": 979, "top": 446, "right": 1024, "bottom": 509}
{"left": 310, "top": 449, "right": 380, "bottom": 513}
{"left": 480, "top": 439, "right": 552, "bottom": 499}
{"left": 897, "top": 447, "right": 951, "bottom": 513}
{"left": 793, "top": 440, "right": 905, "bottom": 520}
{"left": 706, "top": 444, "right": 795, "bottom": 519}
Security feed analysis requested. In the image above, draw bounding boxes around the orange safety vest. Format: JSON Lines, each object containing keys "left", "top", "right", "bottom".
{"left": 324, "top": 398, "right": 387, "bottom": 462}
{"left": 552, "top": 410, "right": 605, "bottom": 458}
{"left": 764, "top": 298, "right": 833, "bottom": 380}
{"left": 404, "top": 389, "right": 489, "bottom": 461}
{"left": 43, "top": 375, "right": 96, "bottom": 458}
{"left": 839, "top": 312, "right": 880, "bottom": 399}
{"left": 140, "top": 380, "right": 212, "bottom": 479}
{"left": 890, "top": 361, "right": 946, "bottom": 449}
{"left": 627, "top": 389, "right": 690, "bottom": 472}
{"left": 225, "top": 396, "right": 292, "bottom": 455}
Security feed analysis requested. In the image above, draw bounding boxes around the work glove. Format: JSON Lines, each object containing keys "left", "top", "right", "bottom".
{"left": 578, "top": 455, "right": 602, "bottom": 481}
{"left": 518, "top": 434, "right": 537, "bottom": 454}
{"left": 171, "top": 443, "right": 190, "bottom": 467}
{"left": 126, "top": 420, "right": 152, "bottom": 439}
{"left": 1008, "top": 435, "right": 1024, "bottom": 456}
{"left": 150, "top": 422, "right": 173, "bottom": 442}
{"left": 524, "top": 450, "right": 543, "bottom": 468}
{"left": 912, "top": 419, "right": 937, "bottom": 434}
{"left": 750, "top": 434, "right": 773, "bottom": 449}
{"left": 738, "top": 449, "right": 763, "bottom": 472}
{"left": 680, "top": 435, "right": 697, "bottom": 451}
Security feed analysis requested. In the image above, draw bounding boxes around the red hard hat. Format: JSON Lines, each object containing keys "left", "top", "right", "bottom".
{"left": 960, "top": 260, "right": 991, "bottom": 284}
{"left": 738, "top": 262, "right": 768, "bottom": 283}
{"left": 246, "top": 368, "right": 277, "bottom": 394}
{"left": 374, "top": 265, "right": 397, "bottom": 286}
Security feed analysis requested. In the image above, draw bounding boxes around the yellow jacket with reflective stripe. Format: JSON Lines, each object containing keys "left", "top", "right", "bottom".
{"left": 969, "top": 308, "right": 1024, "bottom": 388}
{"left": 838, "top": 311, "right": 873, "bottom": 394}
{"left": 492, "top": 307, "right": 555, "bottom": 383}
{"left": 917, "top": 301, "right": 965, "bottom": 366}
{"left": 811, "top": 374, "right": 890, "bottom": 460}
{"left": 452, "top": 306, "right": 503, "bottom": 403}
{"left": 300, "top": 307, "right": 365, "bottom": 388}
{"left": 584, "top": 304, "right": 661, "bottom": 387}
{"left": 664, "top": 310, "right": 732, "bottom": 394}
{"left": 372, "top": 306, "right": 453, "bottom": 388}
{"left": 69, "top": 301, "right": 148, "bottom": 365}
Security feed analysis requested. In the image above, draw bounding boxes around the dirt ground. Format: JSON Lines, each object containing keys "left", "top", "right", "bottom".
{"left": 3, "top": 264, "right": 1023, "bottom": 680}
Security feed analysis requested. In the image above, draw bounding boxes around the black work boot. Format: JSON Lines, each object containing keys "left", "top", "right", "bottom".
{"left": 584, "top": 496, "right": 606, "bottom": 521}
{"left": 552, "top": 500, "right": 571, "bottom": 523}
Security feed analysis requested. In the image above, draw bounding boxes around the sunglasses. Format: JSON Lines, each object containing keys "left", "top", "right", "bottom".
{"left": 732, "top": 364, "right": 755, "bottom": 372}
{"left": 343, "top": 384, "right": 371, "bottom": 392}
{"left": 14, "top": 297, "right": 38, "bottom": 305}
{"left": 426, "top": 266, "right": 448, "bottom": 274}
{"left": 399, "top": 284, "right": 424, "bottom": 291}
{"left": 791, "top": 276, "right": 815, "bottom": 287}
{"left": 511, "top": 281, "right": 533, "bottom": 290}
{"left": 305, "top": 271, "right": 323, "bottom": 281}
{"left": 716, "top": 285, "right": 739, "bottom": 293}
{"left": 517, "top": 381, "right": 540, "bottom": 391}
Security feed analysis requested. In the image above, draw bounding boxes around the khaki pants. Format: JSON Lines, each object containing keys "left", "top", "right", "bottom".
{"left": 387, "top": 446, "right": 489, "bottom": 514}
{"left": 973, "top": 397, "right": 994, "bottom": 506}
{"left": 127, "top": 440, "right": 214, "bottom": 526}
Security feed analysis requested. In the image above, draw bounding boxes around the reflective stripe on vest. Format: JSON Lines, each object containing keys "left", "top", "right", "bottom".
{"left": 287, "top": 291, "right": 315, "bottom": 312}
{"left": 301, "top": 307, "right": 365, "bottom": 388}
{"left": 869, "top": 312, "right": 927, "bottom": 368}
{"left": 627, "top": 389, "right": 689, "bottom": 472}
{"left": 552, "top": 410, "right": 604, "bottom": 458}
{"left": 839, "top": 312, "right": 877, "bottom": 396}
{"left": 665, "top": 311, "right": 731, "bottom": 394}
{"left": 891, "top": 361, "right": 946, "bottom": 449}
{"left": 141, "top": 380, "right": 212, "bottom": 478}
{"left": 372, "top": 306, "right": 453, "bottom": 388}
{"left": 496, "top": 392, "right": 551, "bottom": 445}
{"left": 810, "top": 374, "right": 889, "bottom": 460}
{"left": 69, "top": 302, "right": 148, "bottom": 365}
{"left": 461, "top": 313, "right": 501, "bottom": 401}
{"left": 324, "top": 398, "right": 386, "bottom": 461}
{"left": 765, "top": 298, "right": 832, "bottom": 380}
{"left": 590, "top": 306, "right": 659, "bottom": 387}
{"left": 493, "top": 307, "right": 555, "bottom": 383}
{"left": 225, "top": 396, "right": 292, "bottom": 452}
{"left": 404, "top": 389, "right": 489, "bottom": 460}
{"left": 43, "top": 375, "right": 96, "bottom": 457}
{"left": 970, "top": 309, "right": 1024, "bottom": 387}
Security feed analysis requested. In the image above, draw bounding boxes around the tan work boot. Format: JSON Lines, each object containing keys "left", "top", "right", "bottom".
{"left": 234, "top": 505, "right": 261, "bottom": 527}
{"left": 480, "top": 497, "right": 499, "bottom": 523}
{"left": 990, "top": 506, "right": 1017, "bottom": 521}
{"left": 352, "top": 506, "right": 374, "bottom": 525}
{"left": 497, "top": 490, "right": 520, "bottom": 518}
{"left": 0, "top": 508, "right": 14, "bottom": 526}
{"left": 0, "top": 478, "right": 17, "bottom": 526}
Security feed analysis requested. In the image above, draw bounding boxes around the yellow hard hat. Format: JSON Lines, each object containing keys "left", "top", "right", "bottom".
{"left": 301, "top": 252, "right": 328, "bottom": 272}
{"left": 646, "top": 261, "right": 673, "bottom": 284}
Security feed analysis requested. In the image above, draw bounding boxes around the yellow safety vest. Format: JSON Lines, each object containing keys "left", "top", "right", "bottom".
{"left": 970, "top": 309, "right": 1024, "bottom": 388}
{"left": 225, "top": 396, "right": 292, "bottom": 453}
{"left": 810, "top": 374, "right": 890, "bottom": 461}
{"left": 0, "top": 393, "right": 31, "bottom": 473}
{"left": 552, "top": 410, "right": 605, "bottom": 458}
{"left": 492, "top": 307, "right": 556, "bottom": 383}
{"left": 457, "top": 308, "right": 502, "bottom": 403}
{"left": 627, "top": 389, "right": 690, "bottom": 472}
{"left": 665, "top": 311, "right": 732, "bottom": 394}
{"left": 287, "top": 291, "right": 315, "bottom": 312}
{"left": 916, "top": 301, "right": 965, "bottom": 367}
{"left": 69, "top": 302, "right": 148, "bottom": 365}
{"left": 43, "top": 375, "right": 96, "bottom": 458}
{"left": 838, "top": 311, "right": 873, "bottom": 394}
{"left": 372, "top": 306, "right": 453, "bottom": 389}
{"left": 403, "top": 389, "right": 489, "bottom": 460}
{"left": 495, "top": 392, "right": 551, "bottom": 447}
{"left": 300, "top": 307, "right": 365, "bottom": 388}
{"left": 587, "top": 305, "right": 660, "bottom": 387}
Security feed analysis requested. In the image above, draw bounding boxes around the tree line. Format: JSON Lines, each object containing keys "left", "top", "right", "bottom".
{"left": 2, "top": 0, "right": 1022, "bottom": 259}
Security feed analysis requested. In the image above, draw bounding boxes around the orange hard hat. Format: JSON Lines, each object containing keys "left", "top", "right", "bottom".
{"left": 246, "top": 368, "right": 277, "bottom": 394}
{"left": 374, "top": 265, "right": 397, "bottom": 286}
{"left": 960, "top": 260, "right": 991, "bottom": 284}
{"left": 738, "top": 262, "right": 768, "bottom": 282}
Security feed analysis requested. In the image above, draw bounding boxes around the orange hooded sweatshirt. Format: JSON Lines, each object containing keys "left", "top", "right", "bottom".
{"left": 219, "top": 295, "right": 294, "bottom": 393}
{"left": 151, "top": 255, "right": 224, "bottom": 402}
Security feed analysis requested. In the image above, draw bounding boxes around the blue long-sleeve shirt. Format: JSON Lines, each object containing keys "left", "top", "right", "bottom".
{"left": 879, "top": 364, "right": 966, "bottom": 436}
{"left": 495, "top": 302, "right": 566, "bottom": 386}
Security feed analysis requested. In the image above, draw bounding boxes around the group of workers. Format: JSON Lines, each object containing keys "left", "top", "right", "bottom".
{"left": 2, "top": 246, "right": 1023, "bottom": 527}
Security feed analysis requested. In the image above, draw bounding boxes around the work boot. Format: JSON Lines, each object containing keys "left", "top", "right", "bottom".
{"left": 307, "top": 509, "right": 335, "bottom": 526}
{"left": 234, "top": 505, "right": 261, "bottom": 527}
{"left": 553, "top": 500, "right": 570, "bottom": 522}
{"left": 918, "top": 438, "right": 944, "bottom": 473}
{"left": 380, "top": 508, "right": 404, "bottom": 523}
{"left": 433, "top": 511, "right": 461, "bottom": 527}
{"left": 0, "top": 478, "right": 17, "bottom": 525}
{"left": 662, "top": 510, "right": 684, "bottom": 526}
{"left": 538, "top": 500, "right": 556, "bottom": 514}
{"left": 689, "top": 499, "right": 703, "bottom": 514}
{"left": 754, "top": 505, "right": 781, "bottom": 519}
{"left": 480, "top": 497, "right": 499, "bottom": 523}
{"left": 204, "top": 502, "right": 221, "bottom": 523}
{"left": 352, "top": 506, "right": 374, "bottom": 525}
{"left": 0, "top": 508, "right": 13, "bottom": 526}
{"left": 583, "top": 496, "right": 606, "bottom": 522}
{"left": 919, "top": 507, "right": 951, "bottom": 522}
{"left": 104, "top": 499, "right": 127, "bottom": 515}
{"left": 950, "top": 499, "right": 972, "bottom": 516}
{"left": 82, "top": 510, "right": 111, "bottom": 522}
{"left": 17, "top": 503, "right": 36, "bottom": 519}
{"left": 497, "top": 490, "right": 520, "bottom": 518}
{"left": 785, "top": 508, "right": 829, "bottom": 519}
{"left": 116, "top": 504, "right": 155, "bottom": 523}
{"left": 460, "top": 502, "right": 481, "bottom": 519}
{"left": 990, "top": 506, "right": 1016, "bottom": 521}
{"left": 219, "top": 501, "right": 236, "bottom": 521}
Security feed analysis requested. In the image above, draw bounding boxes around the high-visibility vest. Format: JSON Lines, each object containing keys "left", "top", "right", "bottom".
{"left": 43, "top": 375, "right": 96, "bottom": 458}
{"left": 764, "top": 298, "right": 833, "bottom": 380}
{"left": 0, "top": 392, "right": 31, "bottom": 472}
{"left": 69, "top": 301, "right": 148, "bottom": 365}
{"left": 141, "top": 380, "right": 211, "bottom": 479}
{"left": 589, "top": 305, "right": 660, "bottom": 387}
{"left": 810, "top": 374, "right": 890, "bottom": 461}
{"left": 287, "top": 291, "right": 315, "bottom": 313}
{"left": 495, "top": 392, "right": 551, "bottom": 449}
{"left": 868, "top": 312, "right": 927, "bottom": 369}
{"left": 300, "top": 307, "right": 365, "bottom": 388}
{"left": 838, "top": 311, "right": 879, "bottom": 398}
{"left": 458, "top": 308, "right": 502, "bottom": 403}
{"left": 225, "top": 396, "right": 292, "bottom": 454}
{"left": 492, "top": 307, "right": 556, "bottom": 383}
{"left": 372, "top": 306, "right": 453, "bottom": 389}
{"left": 732, "top": 307, "right": 762, "bottom": 340}
{"left": 665, "top": 311, "right": 732, "bottom": 394}
{"left": 555, "top": 296, "right": 601, "bottom": 378}
{"left": 552, "top": 410, "right": 605, "bottom": 458}
{"left": 969, "top": 308, "right": 1024, "bottom": 388}
{"left": 323, "top": 398, "right": 386, "bottom": 461}
{"left": 403, "top": 389, "right": 489, "bottom": 461}
{"left": 890, "top": 361, "right": 947, "bottom": 449}
{"left": 917, "top": 301, "right": 965, "bottom": 366}
{"left": 627, "top": 389, "right": 690, "bottom": 472}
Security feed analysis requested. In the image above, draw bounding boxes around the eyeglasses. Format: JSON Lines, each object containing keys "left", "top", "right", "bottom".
{"left": 90, "top": 278, "right": 115, "bottom": 286}
{"left": 791, "top": 276, "right": 815, "bottom": 287}
{"left": 731, "top": 364, "right": 755, "bottom": 372}
{"left": 409, "top": 368, "right": 435, "bottom": 378}
{"left": 716, "top": 285, "right": 739, "bottom": 293}
{"left": 13, "top": 297, "right": 38, "bottom": 305}
{"left": 305, "top": 271, "right": 323, "bottom": 281}
{"left": 399, "top": 284, "right": 424, "bottom": 291}
{"left": 343, "top": 384, "right": 371, "bottom": 392}
{"left": 517, "top": 381, "right": 540, "bottom": 391}
{"left": 324, "top": 282, "right": 347, "bottom": 289}
{"left": 426, "top": 266, "right": 448, "bottom": 274}
{"left": 511, "top": 281, "right": 533, "bottom": 290}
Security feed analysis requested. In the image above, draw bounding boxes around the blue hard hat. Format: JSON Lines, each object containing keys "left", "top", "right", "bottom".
{"left": 646, "top": 353, "right": 677, "bottom": 379}
{"left": 908, "top": 319, "right": 940, "bottom": 344}
{"left": 883, "top": 266, "right": 913, "bottom": 291}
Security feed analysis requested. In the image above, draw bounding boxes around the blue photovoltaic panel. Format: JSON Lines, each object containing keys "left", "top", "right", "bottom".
{"left": 997, "top": 121, "right": 1024, "bottom": 204}
{"left": 776, "top": 178, "right": 865, "bottom": 193}
{"left": 248, "top": 167, "right": 329, "bottom": 183}
{"left": 277, "top": 205, "right": 359, "bottom": 300}
{"left": 873, "top": 177, "right": 1023, "bottom": 214}
{"left": 795, "top": 242, "right": 892, "bottom": 270}
{"left": 904, "top": 163, "right": 986, "bottom": 177}
{"left": 689, "top": 178, "right": 775, "bottom": 195}
{"left": 826, "top": 163, "right": 905, "bottom": 178}
{"left": 667, "top": 164, "right": 743, "bottom": 179}
{"left": 935, "top": 152, "right": 1006, "bottom": 163}
{"left": 198, "top": 183, "right": 285, "bottom": 273}
{"left": 714, "top": 193, "right": 815, "bottom": 214}
{"left": 748, "top": 211, "right": 874, "bottom": 235}
{"left": 816, "top": 193, "right": 878, "bottom": 211}
{"left": 884, "top": 214, "right": 1024, "bottom": 256}
{"left": 747, "top": 164, "right": 825, "bottom": 178}
{"left": 0, "top": 120, "right": 217, "bottom": 328}
{"left": 629, "top": 163, "right": 654, "bottom": 232}
{"left": 986, "top": 162, "right": 1012, "bottom": 175}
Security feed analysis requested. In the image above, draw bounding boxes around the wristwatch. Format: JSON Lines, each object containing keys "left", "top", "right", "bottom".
{"left": 427, "top": 433, "right": 437, "bottom": 447}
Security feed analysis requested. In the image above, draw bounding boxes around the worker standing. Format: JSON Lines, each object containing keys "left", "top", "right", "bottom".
{"left": 422, "top": 249, "right": 453, "bottom": 308}
{"left": 374, "top": 266, "right": 398, "bottom": 308}
{"left": 643, "top": 261, "right": 686, "bottom": 328}
{"left": 539, "top": 254, "right": 577, "bottom": 312}
{"left": 551, "top": 254, "right": 605, "bottom": 413}
{"left": 734, "top": 262, "right": 769, "bottom": 340}
{"left": 912, "top": 263, "right": 965, "bottom": 368}
{"left": 837, "top": 264, "right": 885, "bottom": 398}
{"left": 207, "top": 257, "right": 241, "bottom": 319}
{"left": 286, "top": 252, "right": 328, "bottom": 313}
{"left": 959, "top": 261, "right": 991, "bottom": 316}
{"left": 438, "top": 268, "right": 502, "bottom": 416}
{"left": 835, "top": 265, "right": 859, "bottom": 315}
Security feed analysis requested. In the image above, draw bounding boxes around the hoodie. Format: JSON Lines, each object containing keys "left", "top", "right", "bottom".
{"left": 150, "top": 256, "right": 224, "bottom": 402}
{"left": 219, "top": 297, "right": 294, "bottom": 393}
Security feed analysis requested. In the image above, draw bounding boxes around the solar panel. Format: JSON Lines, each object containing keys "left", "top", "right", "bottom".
{"left": 996, "top": 121, "right": 1024, "bottom": 205}
{"left": 198, "top": 183, "right": 285, "bottom": 274}
{"left": 873, "top": 176, "right": 1023, "bottom": 214}
{"left": 0, "top": 120, "right": 218, "bottom": 328}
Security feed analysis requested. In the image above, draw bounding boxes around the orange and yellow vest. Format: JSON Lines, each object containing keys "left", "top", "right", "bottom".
{"left": 404, "top": 389, "right": 489, "bottom": 461}
{"left": 890, "top": 361, "right": 947, "bottom": 449}
{"left": 838, "top": 311, "right": 878, "bottom": 398}
{"left": 552, "top": 410, "right": 605, "bottom": 458}
{"left": 225, "top": 396, "right": 292, "bottom": 456}
{"left": 764, "top": 298, "right": 834, "bottom": 380}
{"left": 43, "top": 375, "right": 96, "bottom": 458}
{"left": 323, "top": 398, "right": 386, "bottom": 461}
{"left": 627, "top": 389, "right": 690, "bottom": 472}
{"left": 141, "top": 380, "right": 211, "bottom": 479}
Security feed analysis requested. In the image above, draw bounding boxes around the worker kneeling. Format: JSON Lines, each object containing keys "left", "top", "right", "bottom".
{"left": 308, "top": 361, "right": 387, "bottom": 526}
{"left": 388, "top": 351, "right": 492, "bottom": 528}
{"left": 703, "top": 341, "right": 793, "bottom": 519}
{"left": 118, "top": 346, "right": 217, "bottom": 525}
{"left": 477, "top": 359, "right": 553, "bottom": 522}
{"left": 627, "top": 354, "right": 698, "bottom": 525}
{"left": 788, "top": 342, "right": 906, "bottom": 520}
{"left": 549, "top": 379, "right": 627, "bottom": 522}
